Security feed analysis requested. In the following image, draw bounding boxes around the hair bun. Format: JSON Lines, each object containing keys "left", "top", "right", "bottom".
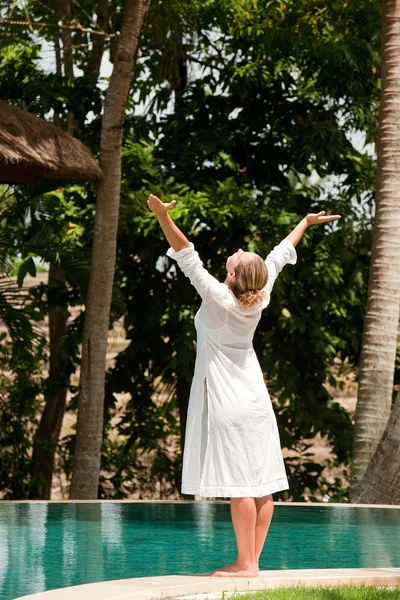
{"left": 239, "top": 289, "right": 266, "bottom": 308}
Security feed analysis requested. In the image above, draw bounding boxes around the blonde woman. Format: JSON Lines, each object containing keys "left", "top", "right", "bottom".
{"left": 147, "top": 193, "right": 341, "bottom": 578}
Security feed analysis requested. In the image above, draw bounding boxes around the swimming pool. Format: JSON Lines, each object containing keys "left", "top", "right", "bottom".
{"left": 0, "top": 502, "right": 399, "bottom": 600}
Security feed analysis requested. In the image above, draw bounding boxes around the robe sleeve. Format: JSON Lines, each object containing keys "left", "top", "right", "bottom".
{"left": 166, "top": 242, "right": 228, "bottom": 304}
{"left": 263, "top": 239, "right": 297, "bottom": 297}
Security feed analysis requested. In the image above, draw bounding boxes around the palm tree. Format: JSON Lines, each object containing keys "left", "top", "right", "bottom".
{"left": 350, "top": 0, "right": 400, "bottom": 499}
{"left": 69, "top": 0, "right": 151, "bottom": 499}
{"left": 351, "top": 389, "right": 400, "bottom": 504}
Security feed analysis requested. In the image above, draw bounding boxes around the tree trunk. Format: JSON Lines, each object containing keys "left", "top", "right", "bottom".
{"left": 350, "top": 0, "right": 400, "bottom": 498}
{"left": 30, "top": 264, "right": 70, "bottom": 499}
{"left": 351, "top": 389, "right": 400, "bottom": 504}
{"left": 69, "top": 0, "right": 151, "bottom": 499}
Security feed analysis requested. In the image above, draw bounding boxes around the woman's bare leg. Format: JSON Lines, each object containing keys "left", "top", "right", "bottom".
{"left": 208, "top": 497, "right": 259, "bottom": 577}
{"left": 254, "top": 494, "right": 274, "bottom": 566}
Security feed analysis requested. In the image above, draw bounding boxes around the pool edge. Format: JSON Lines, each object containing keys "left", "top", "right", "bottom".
{"left": 2, "top": 500, "right": 400, "bottom": 508}
{"left": 13, "top": 568, "right": 400, "bottom": 600}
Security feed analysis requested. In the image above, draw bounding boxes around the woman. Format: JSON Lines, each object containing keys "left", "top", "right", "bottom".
{"left": 147, "top": 193, "right": 341, "bottom": 578}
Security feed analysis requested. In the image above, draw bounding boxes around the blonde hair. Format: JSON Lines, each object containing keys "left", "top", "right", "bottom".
{"left": 230, "top": 254, "right": 268, "bottom": 308}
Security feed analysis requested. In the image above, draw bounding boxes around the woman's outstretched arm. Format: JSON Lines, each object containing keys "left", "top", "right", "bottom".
{"left": 147, "top": 194, "right": 190, "bottom": 251}
{"left": 147, "top": 193, "right": 228, "bottom": 304}
{"left": 263, "top": 211, "right": 342, "bottom": 299}
{"left": 285, "top": 217, "right": 308, "bottom": 248}
{"left": 285, "top": 211, "right": 341, "bottom": 247}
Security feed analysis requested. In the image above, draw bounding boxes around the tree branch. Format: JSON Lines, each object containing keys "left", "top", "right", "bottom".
{"left": 0, "top": 18, "right": 114, "bottom": 37}
{"left": 186, "top": 53, "right": 224, "bottom": 72}
{"left": 71, "top": 0, "right": 108, "bottom": 35}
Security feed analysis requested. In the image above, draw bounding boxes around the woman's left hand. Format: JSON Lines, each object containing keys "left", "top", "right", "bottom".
{"left": 306, "top": 211, "right": 341, "bottom": 226}
{"left": 147, "top": 194, "right": 176, "bottom": 216}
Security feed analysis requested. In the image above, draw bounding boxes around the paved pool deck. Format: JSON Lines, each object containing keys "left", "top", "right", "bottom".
{"left": 14, "top": 568, "right": 400, "bottom": 600}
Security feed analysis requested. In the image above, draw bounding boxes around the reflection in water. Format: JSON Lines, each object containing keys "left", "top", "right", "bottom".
{"left": 193, "top": 502, "right": 222, "bottom": 572}
{"left": 0, "top": 503, "right": 48, "bottom": 599}
{"left": 102, "top": 502, "right": 125, "bottom": 577}
{"left": 77, "top": 504, "right": 104, "bottom": 583}
{"left": 194, "top": 501, "right": 216, "bottom": 540}
{"left": 61, "top": 504, "right": 77, "bottom": 588}
{"left": 0, "top": 505, "right": 10, "bottom": 591}
{"left": 0, "top": 503, "right": 399, "bottom": 600}
{"left": 324, "top": 506, "right": 359, "bottom": 568}
{"left": 28, "top": 503, "right": 47, "bottom": 593}
{"left": 356, "top": 507, "right": 400, "bottom": 568}
{"left": 101, "top": 503, "right": 122, "bottom": 549}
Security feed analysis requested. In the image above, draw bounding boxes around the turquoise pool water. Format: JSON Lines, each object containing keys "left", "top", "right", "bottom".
{"left": 0, "top": 502, "right": 399, "bottom": 600}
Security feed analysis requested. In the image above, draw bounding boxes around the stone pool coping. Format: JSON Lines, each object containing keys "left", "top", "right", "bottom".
{"left": 14, "top": 568, "right": 400, "bottom": 600}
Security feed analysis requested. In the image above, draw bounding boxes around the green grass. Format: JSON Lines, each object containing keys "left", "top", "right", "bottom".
{"left": 215, "top": 585, "right": 400, "bottom": 600}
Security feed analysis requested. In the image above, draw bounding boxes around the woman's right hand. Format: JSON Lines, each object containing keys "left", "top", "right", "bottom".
{"left": 147, "top": 194, "right": 176, "bottom": 216}
{"left": 306, "top": 211, "right": 341, "bottom": 226}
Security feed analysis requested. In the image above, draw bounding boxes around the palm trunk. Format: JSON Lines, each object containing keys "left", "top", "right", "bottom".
{"left": 350, "top": 0, "right": 400, "bottom": 498}
{"left": 69, "top": 0, "right": 151, "bottom": 499}
{"left": 30, "top": 264, "right": 70, "bottom": 499}
{"left": 351, "top": 389, "right": 400, "bottom": 504}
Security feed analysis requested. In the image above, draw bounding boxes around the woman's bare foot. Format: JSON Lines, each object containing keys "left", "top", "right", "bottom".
{"left": 208, "top": 562, "right": 259, "bottom": 577}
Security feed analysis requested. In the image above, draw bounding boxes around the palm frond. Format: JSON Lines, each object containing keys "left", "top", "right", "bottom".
{"left": 0, "top": 274, "right": 43, "bottom": 346}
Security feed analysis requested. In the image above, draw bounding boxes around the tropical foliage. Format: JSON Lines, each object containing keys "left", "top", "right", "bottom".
{"left": 1, "top": 0, "right": 397, "bottom": 501}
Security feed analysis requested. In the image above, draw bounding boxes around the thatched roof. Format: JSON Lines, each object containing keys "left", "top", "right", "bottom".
{"left": 0, "top": 99, "right": 102, "bottom": 184}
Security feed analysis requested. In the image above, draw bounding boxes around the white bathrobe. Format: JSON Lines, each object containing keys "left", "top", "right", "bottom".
{"left": 166, "top": 239, "right": 297, "bottom": 498}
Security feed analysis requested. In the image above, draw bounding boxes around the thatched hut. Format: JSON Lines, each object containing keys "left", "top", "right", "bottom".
{"left": 0, "top": 99, "right": 102, "bottom": 184}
